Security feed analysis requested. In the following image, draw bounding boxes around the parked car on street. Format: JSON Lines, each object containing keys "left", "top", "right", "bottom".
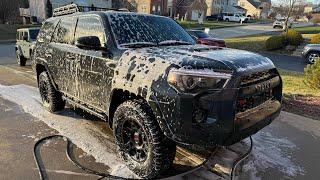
{"left": 33, "top": 6, "right": 283, "bottom": 179}
{"left": 188, "top": 30, "right": 226, "bottom": 47}
{"left": 273, "top": 18, "right": 292, "bottom": 29}
{"left": 302, "top": 44, "right": 320, "bottom": 64}
{"left": 206, "top": 14, "right": 223, "bottom": 21}
{"left": 15, "top": 27, "right": 40, "bottom": 66}
{"left": 223, "top": 13, "right": 248, "bottom": 23}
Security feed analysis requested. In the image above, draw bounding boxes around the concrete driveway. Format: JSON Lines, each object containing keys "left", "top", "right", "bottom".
{"left": 0, "top": 64, "right": 319, "bottom": 180}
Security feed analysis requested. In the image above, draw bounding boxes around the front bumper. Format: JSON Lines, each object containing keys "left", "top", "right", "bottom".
{"left": 149, "top": 69, "right": 282, "bottom": 147}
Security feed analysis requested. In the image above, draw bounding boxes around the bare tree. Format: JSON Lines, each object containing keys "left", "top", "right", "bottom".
{"left": 0, "top": 0, "right": 28, "bottom": 24}
{"left": 280, "top": 0, "right": 305, "bottom": 32}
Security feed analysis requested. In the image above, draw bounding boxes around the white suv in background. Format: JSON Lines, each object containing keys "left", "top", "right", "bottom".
{"left": 273, "top": 18, "right": 292, "bottom": 29}
{"left": 223, "top": 13, "right": 248, "bottom": 23}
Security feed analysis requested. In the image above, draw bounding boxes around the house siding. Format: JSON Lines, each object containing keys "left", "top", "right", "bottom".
{"left": 25, "top": 0, "right": 112, "bottom": 23}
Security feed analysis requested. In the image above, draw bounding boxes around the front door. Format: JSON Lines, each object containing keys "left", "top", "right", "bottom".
{"left": 49, "top": 17, "right": 78, "bottom": 97}
{"left": 73, "top": 16, "right": 115, "bottom": 111}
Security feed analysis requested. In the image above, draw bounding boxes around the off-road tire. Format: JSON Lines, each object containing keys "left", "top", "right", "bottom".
{"left": 113, "top": 100, "right": 176, "bottom": 179}
{"left": 38, "top": 71, "right": 65, "bottom": 112}
{"left": 16, "top": 50, "right": 27, "bottom": 66}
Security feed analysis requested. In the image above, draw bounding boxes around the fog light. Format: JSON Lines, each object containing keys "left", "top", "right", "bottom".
{"left": 193, "top": 109, "right": 207, "bottom": 123}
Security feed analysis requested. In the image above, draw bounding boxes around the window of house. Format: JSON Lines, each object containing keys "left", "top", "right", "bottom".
{"left": 74, "top": 16, "right": 106, "bottom": 46}
{"left": 152, "top": 5, "right": 156, "bottom": 12}
{"left": 158, "top": 5, "right": 161, "bottom": 13}
{"left": 52, "top": 17, "right": 77, "bottom": 44}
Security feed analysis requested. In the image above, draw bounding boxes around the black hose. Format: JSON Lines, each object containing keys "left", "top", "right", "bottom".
{"left": 230, "top": 136, "right": 253, "bottom": 180}
{"left": 33, "top": 135, "right": 129, "bottom": 180}
{"left": 33, "top": 135, "right": 216, "bottom": 180}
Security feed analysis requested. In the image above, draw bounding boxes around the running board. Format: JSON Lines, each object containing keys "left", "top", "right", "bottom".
{"left": 62, "top": 96, "right": 107, "bottom": 120}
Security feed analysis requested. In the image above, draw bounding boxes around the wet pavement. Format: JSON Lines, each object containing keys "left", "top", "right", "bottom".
{"left": 0, "top": 55, "right": 319, "bottom": 180}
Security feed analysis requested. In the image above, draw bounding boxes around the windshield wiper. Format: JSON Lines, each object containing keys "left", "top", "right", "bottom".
{"left": 158, "top": 40, "right": 192, "bottom": 46}
{"left": 120, "top": 42, "right": 157, "bottom": 48}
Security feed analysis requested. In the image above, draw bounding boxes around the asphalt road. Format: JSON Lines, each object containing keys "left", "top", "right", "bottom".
{"left": 210, "top": 22, "right": 314, "bottom": 39}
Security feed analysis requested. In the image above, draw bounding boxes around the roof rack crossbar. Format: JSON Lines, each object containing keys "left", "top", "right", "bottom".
{"left": 52, "top": 4, "right": 130, "bottom": 17}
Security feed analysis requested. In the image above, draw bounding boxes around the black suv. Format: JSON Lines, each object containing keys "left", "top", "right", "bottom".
{"left": 32, "top": 11, "right": 282, "bottom": 178}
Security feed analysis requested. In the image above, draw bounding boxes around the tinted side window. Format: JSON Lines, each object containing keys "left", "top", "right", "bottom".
{"left": 38, "top": 20, "right": 57, "bottom": 42}
{"left": 75, "top": 16, "right": 105, "bottom": 45}
{"left": 53, "top": 17, "right": 77, "bottom": 44}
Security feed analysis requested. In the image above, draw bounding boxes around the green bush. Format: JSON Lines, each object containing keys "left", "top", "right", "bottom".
{"left": 283, "top": 29, "right": 304, "bottom": 46}
{"left": 265, "top": 35, "right": 285, "bottom": 50}
{"left": 304, "top": 59, "right": 320, "bottom": 90}
{"left": 311, "top": 34, "right": 320, "bottom": 44}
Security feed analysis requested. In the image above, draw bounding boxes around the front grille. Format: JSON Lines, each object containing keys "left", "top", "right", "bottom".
{"left": 237, "top": 69, "right": 279, "bottom": 113}
{"left": 239, "top": 69, "right": 277, "bottom": 87}
{"left": 236, "top": 90, "right": 273, "bottom": 113}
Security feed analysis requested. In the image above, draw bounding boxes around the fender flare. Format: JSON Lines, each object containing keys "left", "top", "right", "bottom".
{"left": 34, "top": 59, "right": 58, "bottom": 90}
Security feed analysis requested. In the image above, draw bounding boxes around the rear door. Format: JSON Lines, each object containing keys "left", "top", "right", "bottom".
{"left": 49, "top": 17, "right": 78, "bottom": 97}
{"left": 73, "top": 15, "right": 115, "bottom": 110}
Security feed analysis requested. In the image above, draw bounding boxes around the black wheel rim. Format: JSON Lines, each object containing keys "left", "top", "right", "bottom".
{"left": 121, "top": 119, "right": 149, "bottom": 163}
{"left": 39, "top": 80, "right": 50, "bottom": 104}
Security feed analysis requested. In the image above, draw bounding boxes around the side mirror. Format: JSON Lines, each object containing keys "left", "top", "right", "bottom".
{"left": 75, "top": 36, "right": 101, "bottom": 50}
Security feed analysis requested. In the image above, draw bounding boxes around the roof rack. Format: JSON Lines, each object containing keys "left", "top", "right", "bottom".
{"left": 53, "top": 4, "right": 130, "bottom": 17}
{"left": 53, "top": 4, "right": 79, "bottom": 17}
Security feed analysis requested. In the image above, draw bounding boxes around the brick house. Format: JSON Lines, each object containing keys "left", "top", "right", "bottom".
{"left": 176, "top": 0, "right": 207, "bottom": 20}
{"left": 130, "top": 0, "right": 168, "bottom": 15}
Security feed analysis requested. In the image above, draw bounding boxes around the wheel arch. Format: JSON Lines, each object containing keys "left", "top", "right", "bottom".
{"left": 107, "top": 89, "right": 144, "bottom": 128}
{"left": 107, "top": 88, "right": 174, "bottom": 140}
{"left": 35, "top": 62, "right": 58, "bottom": 90}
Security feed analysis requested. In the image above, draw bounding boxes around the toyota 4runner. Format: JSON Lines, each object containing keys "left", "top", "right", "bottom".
{"left": 32, "top": 11, "right": 282, "bottom": 178}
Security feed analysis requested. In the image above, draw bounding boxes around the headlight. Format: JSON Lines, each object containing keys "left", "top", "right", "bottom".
{"left": 167, "top": 69, "right": 232, "bottom": 94}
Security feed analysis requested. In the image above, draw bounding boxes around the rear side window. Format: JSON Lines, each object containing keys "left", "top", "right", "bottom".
{"left": 52, "top": 17, "right": 77, "bottom": 44}
{"left": 74, "top": 16, "right": 105, "bottom": 45}
{"left": 37, "top": 20, "right": 57, "bottom": 42}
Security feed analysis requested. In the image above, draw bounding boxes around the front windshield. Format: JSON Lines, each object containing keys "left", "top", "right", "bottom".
{"left": 107, "top": 13, "right": 195, "bottom": 47}
{"left": 29, "top": 29, "right": 40, "bottom": 40}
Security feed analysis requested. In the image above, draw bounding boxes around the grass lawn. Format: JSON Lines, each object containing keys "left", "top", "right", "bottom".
{"left": 293, "top": 26, "right": 320, "bottom": 34}
{"left": 279, "top": 69, "right": 320, "bottom": 97}
{"left": 177, "top": 20, "right": 243, "bottom": 29}
{"left": 225, "top": 35, "right": 271, "bottom": 52}
{"left": 0, "top": 24, "right": 40, "bottom": 41}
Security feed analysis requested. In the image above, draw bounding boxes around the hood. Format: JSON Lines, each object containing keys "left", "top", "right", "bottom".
{"left": 133, "top": 44, "right": 275, "bottom": 73}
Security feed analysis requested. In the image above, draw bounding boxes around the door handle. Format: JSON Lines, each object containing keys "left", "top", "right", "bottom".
{"left": 66, "top": 54, "right": 76, "bottom": 60}
{"left": 44, "top": 49, "right": 52, "bottom": 58}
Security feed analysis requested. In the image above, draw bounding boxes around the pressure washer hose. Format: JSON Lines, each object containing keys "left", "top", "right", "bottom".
{"left": 33, "top": 135, "right": 215, "bottom": 180}
{"left": 230, "top": 136, "right": 253, "bottom": 180}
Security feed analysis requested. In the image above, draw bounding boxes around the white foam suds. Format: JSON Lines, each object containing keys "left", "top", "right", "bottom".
{"left": 0, "top": 84, "right": 137, "bottom": 179}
